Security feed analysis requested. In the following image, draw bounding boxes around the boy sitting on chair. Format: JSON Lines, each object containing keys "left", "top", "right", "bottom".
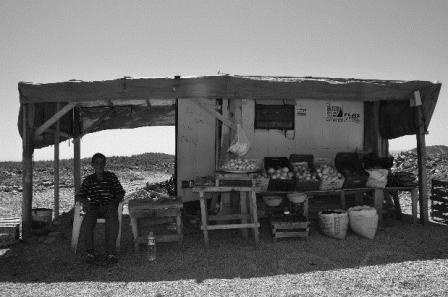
{"left": 76, "top": 153, "right": 125, "bottom": 264}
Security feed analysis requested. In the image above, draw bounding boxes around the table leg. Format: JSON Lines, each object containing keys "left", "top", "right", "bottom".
{"left": 355, "top": 191, "right": 363, "bottom": 206}
{"left": 390, "top": 190, "right": 402, "bottom": 219}
{"left": 176, "top": 210, "right": 183, "bottom": 246}
{"left": 199, "top": 192, "right": 209, "bottom": 248}
{"left": 240, "top": 191, "right": 248, "bottom": 239}
{"left": 411, "top": 188, "right": 418, "bottom": 224}
{"left": 340, "top": 190, "right": 346, "bottom": 209}
{"left": 250, "top": 191, "right": 259, "bottom": 244}
{"left": 374, "top": 189, "right": 384, "bottom": 225}
{"left": 130, "top": 215, "right": 140, "bottom": 253}
{"left": 304, "top": 195, "right": 309, "bottom": 218}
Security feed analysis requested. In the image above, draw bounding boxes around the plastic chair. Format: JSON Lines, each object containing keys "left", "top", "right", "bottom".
{"left": 71, "top": 200, "right": 125, "bottom": 254}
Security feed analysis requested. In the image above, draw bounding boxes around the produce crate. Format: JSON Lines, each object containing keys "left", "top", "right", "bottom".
{"left": 0, "top": 217, "right": 21, "bottom": 247}
{"left": 334, "top": 152, "right": 369, "bottom": 188}
{"left": 217, "top": 179, "right": 254, "bottom": 187}
{"left": 320, "top": 177, "right": 345, "bottom": 190}
{"left": 343, "top": 174, "right": 369, "bottom": 189}
{"left": 264, "top": 157, "right": 295, "bottom": 191}
{"left": 264, "top": 157, "right": 291, "bottom": 171}
{"left": 314, "top": 158, "right": 344, "bottom": 190}
{"left": 215, "top": 172, "right": 256, "bottom": 187}
{"left": 290, "top": 154, "right": 320, "bottom": 191}
{"left": 430, "top": 179, "right": 448, "bottom": 224}
{"left": 271, "top": 219, "right": 309, "bottom": 242}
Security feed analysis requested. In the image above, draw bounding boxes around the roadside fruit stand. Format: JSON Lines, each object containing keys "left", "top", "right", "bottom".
{"left": 17, "top": 75, "right": 441, "bottom": 240}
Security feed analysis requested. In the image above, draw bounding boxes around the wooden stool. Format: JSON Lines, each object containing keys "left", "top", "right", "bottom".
{"left": 192, "top": 186, "right": 259, "bottom": 248}
{"left": 128, "top": 197, "right": 183, "bottom": 252}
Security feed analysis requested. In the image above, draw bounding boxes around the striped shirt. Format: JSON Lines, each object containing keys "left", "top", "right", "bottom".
{"left": 78, "top": 171, "right": 125, "bottom": 205}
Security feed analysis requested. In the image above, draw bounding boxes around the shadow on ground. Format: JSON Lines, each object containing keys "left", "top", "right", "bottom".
{"left": 1, "top": 212, "right": 448, "bottom": 283}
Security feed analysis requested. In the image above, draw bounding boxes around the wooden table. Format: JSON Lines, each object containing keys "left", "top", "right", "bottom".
{"left": 259, "top": 186, "right": 419, "bottom": 224}
{"left": 192, "top": 186, "right": 260, "bottom": 247}
{"left": 128, "top": 197, "right": 183, "bottom": 252}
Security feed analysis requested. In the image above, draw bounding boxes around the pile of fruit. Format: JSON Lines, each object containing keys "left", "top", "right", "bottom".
{"left": 291, "top": 162, "right": 319, "bottom": 182}
{"left": 266, "top": 167, "right": 294, "bottom": 180}
{"left": 316, "top": 164, "right": 344, "bottom": 183}
{"left": 220, "top": 158, "right": 260, "bottom": 172}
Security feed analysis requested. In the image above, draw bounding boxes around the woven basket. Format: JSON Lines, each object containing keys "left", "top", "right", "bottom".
{"left": 319, "top": 177, "right": 345, "bottom": 190}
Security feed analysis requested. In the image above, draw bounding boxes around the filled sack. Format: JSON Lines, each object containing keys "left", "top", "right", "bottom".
{"left": 348, "top": 206, "right": 378, "bottom": 239}
{"left": 365, "top": 169, "right": 389, "bottom": 188}
{"left": 318, "top": 209, "right": 349, "bottom": 239}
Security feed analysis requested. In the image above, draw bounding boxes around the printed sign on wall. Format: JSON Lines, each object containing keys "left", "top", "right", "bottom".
{"left": 325, "top": 103, "right": 360, "bottom": 123}
{"left": 295, "top": 107, "right": 307, "bottom": 116}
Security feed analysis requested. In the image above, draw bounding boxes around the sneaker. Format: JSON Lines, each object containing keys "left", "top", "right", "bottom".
{"left": 106, "top": 254, "right": 119, "bottom": 264}
{"left": 85, "top": 253, "right": 95, "bottom": 264}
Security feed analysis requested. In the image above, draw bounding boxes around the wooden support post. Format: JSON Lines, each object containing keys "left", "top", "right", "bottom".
{"left": 374, "top": 189, "right": 384, "bottom": 225}
{"left": 54, "top": 103, "right": 60, "bottom": 219}
{"left": 414, "top": 90, "right": 429, "bottom": 224}
{"left": 73, "top": 137, "right": 81, "bottom": 202}
{"left": 21, "top": 104, "right": 34, "bottom": 239}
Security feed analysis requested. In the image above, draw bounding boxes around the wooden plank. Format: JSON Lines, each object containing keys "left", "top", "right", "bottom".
{"left": 415, "top": 90, "right": 429, "bottom": 224}
{"left": 18, "top": 76, "right": 441, "bottom": 103}
{"left": 22, "top": 103, "right": 34, "bottom": 239}
{"left": 219, "top": 99, "right": 231, "bottom": 166}
{"left": 33, "top": 102, "right": 76, "bottom": 138}
{"left": 240, "top": 192, "right": 248, "bottom": 238}
{"left": 430, "top": 196, "right": 448, "bottom": 203}
{"left": 73, "top": 137, "right": 81, "bottom": 202}
{"left": 54, "top": 102, "right": 60, "bottom": 219}
{"left": 193, "top": 186, "right": 255, "bottom": 192}
{"left": 200, "top": 223, "right": 260, "bottom": 230}
{"left": 208, "top": 214, "right": 249, "bottom": 221}
{"left": 190, "top": 99, "right": 236, "bottom": 129}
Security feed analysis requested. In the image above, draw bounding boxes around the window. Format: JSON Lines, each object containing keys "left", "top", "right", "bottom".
{"left": 254, "top": 104, "right": 295, "bottom": 130}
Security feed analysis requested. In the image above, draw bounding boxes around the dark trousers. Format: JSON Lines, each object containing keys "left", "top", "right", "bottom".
{"left": 83, "top": 203, "right": 119, "bottom": 255}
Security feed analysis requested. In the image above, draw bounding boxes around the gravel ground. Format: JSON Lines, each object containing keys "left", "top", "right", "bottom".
{"left": 1, "top": 211, "right": 448, "bottom": 296}
{"left": 1, "top": 167, "right": 448, "bottom": 296}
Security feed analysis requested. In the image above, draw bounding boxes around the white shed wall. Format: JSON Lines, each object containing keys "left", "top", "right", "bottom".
{"left": 177, "top": 99, "right": 216, "bottom": 202}
{"left": 243, "top": 99, "right": 364, "bottom": 160}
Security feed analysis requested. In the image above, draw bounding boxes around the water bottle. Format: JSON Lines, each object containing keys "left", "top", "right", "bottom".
{"left": 147, "top": 232, "right": 156, "bottom": 261}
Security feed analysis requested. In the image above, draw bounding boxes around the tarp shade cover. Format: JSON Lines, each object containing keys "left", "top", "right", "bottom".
{"left": 17, "top": 75, "right": 442, "bottom": 148}
{"left": 379, "top": 84, "right": 441, "bottom": 139}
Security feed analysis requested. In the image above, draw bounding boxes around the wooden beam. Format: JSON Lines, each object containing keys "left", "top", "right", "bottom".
{"left": 191, "top": 99, "right": 236, "bottom": 130}
{"left": 53, "top": 103, "right": 60, "bottom": 219}
{"left": 415, "top": 91, "right": 429, "bottom": 224}
{"left": 33, "top": 102, "right": 76, "bottom": 138}
{"left": 73, "top": 137, "right": 81, "bottom": 203}
{"left": 21, "top": 104, "right": 34, "bottom": 239}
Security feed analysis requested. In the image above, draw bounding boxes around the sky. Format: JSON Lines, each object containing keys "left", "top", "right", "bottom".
{"left": 0, "top": 0, "right": 447, "bottom": 161}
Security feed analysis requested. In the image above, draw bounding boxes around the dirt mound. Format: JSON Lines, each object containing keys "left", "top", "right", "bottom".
{"left": 392, "top": 145, "right": 448, "bottom": 183}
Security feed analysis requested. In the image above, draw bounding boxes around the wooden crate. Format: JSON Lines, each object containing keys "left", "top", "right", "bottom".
{"left": 430, "top": 179, "right": 448, "bottom": 223}
{"left": 0, "top": 217, "right": 21, "bottom": 247}
{"left": 271, "top": 220, "right": 309, "bottom": 242}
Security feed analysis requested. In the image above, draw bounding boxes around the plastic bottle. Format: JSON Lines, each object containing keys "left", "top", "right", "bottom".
{"left": 147, "top": 232, "right": 156, "bottom": 261}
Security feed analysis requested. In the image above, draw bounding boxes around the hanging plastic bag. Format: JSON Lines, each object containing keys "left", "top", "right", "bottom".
{"left": 228, "top": 124, "right": 251, "bottom": 157}
{"left": 365, "top": 169, "right": 389, "bottom": 188}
